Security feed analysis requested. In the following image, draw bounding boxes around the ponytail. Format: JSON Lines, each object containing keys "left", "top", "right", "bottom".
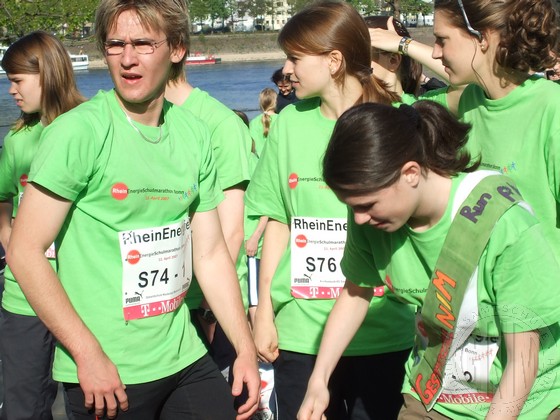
{"left": 323, "top": 100, "right": 477, "bottom": 196}
{"left": 261, "top": 112, "right": 272, "bottom": 137}
{"left": 258, "top": 87, "right": 277, "bottom": 138}
{"left": 360, "top": 71, "right": 401, "bottom": 105}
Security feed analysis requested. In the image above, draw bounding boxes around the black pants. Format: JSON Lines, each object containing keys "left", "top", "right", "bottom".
{"left": 65, "top": 354, "right": 236, "bottom": 419}
{"left": 273, "top": 349, "right": 411, "bottom": 420}
{"left": 0, "top": 309, "right": 58, "bottom": 420}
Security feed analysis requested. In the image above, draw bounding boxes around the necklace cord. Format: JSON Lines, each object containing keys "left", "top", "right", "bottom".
{"left": 124, "top": 112, "right": 162, "bottom": 144}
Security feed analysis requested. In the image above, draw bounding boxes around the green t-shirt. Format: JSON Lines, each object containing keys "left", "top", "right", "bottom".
{"left": 419, "top": 86, "right": 450, "bottom": 109}
{"left": 0, "top": 122, "right": 56, "bottom": 316}
{"left": 249, "top": 113, "right": 277, "bottom": 159}
{"left": 245, "top": 98, "right": 415, "bottom": 356}
{"left": 397, "top": 89, "right": 451, "bottom": 108}
{"left": 29, "top": 90, "right": 223, "bottom": 384}
{"left": 459, "top": 76, "right": 560, "bottom": 260}
{"left": 342, "top": 172, "right": 560, "bottom": 419}
{"left": 180, "top": 87, "right": 252, "bottom": 310}
{"left": 400, "top": 92, "right": 417, "bottom": 105}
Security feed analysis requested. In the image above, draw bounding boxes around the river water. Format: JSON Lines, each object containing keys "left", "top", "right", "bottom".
{"left": 0, "top": 59, "right": 286, "bottom": 143}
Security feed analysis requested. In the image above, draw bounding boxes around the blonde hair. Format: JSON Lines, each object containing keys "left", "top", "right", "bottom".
{"left": 259, "top": 88, "right": 277, "bottom": 137}
{"left": 1, "top": 31, "right": 84, "bottom": 131}
{"left": 95, "top": 0, "right": 190, "bottom": 82}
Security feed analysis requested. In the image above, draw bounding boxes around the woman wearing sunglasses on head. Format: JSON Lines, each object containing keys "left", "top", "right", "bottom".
{"left": 370, "top": 0, "right": 560, "bottom": 265}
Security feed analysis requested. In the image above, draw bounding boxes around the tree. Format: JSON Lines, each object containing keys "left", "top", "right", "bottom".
{"left": 189, "top": 0, "right": 210, "bottom": 31}
{"left": 246, "top": 0, "right": 273, "bottom": 30}
{"left": 346, "top": 0, "right": 381, "bottom": 16}
{"left": 207, "top": 0, "right": 229, "bottom": 30}
{"left": 0, "top": 0, "right": 97, "bottom": 42}
{"left": 400, "top": 0, "right": 432, "bottom": 25}
{"left": 286, "top": 0, "right": 312, "bottom": 15}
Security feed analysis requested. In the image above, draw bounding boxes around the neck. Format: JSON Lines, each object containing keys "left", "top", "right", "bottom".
{"left": 476, "top": 37, "right": 529, "bottom": 100}
{"left": 407, "top": 173, "right": 452, "bottom": 232}
{"left": 385, "top": 72, "right": 403, "bottom": 96}
{"left": 319, "top": 75, "right": 363, "bottom": 120}
{"left": 165, "top": 77, "right": 194, "bottom": 106}
{"left": 480, "top": 69, "right": 528, "bottom": 100}
{"left": 115, "top": 93, "right": 164, "bottom": 127}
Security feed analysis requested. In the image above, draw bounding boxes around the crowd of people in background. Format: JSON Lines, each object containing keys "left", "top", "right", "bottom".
{"left": 1, "top": 0, "right": 560, "bottom": 419}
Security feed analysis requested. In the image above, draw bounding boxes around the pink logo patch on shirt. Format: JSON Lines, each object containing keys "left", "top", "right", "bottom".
{"left": 295, "top": 234, "right": 307, "bottom": 248}
{"left": 111, "top": 183, "right": 128, "bottom": 200}
{"left": 288, "top": 173, "right": 298, "bottom": 189}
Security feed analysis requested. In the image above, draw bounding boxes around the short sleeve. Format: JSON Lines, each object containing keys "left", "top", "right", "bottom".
{"left": 245, "top": 117, "right": 288, "bottom": 224}
{"left": 488, "top": 207, "right": 560, "bottom": 333}
{"left": 340, "top": 207, "right": 384, "bottom": 288}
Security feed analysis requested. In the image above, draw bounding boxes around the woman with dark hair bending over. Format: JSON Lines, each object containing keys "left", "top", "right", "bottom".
{"left": 245, "top": 1, "right": 415, "bottom": 418}
{"left": 299, "top": 100, "right": 560, "bottom": 419}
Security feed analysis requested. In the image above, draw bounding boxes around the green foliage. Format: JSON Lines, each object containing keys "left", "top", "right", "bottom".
{"left": 400, "top": 0, "right": 432, "bottom": 16}
{"left": 346, "top": 0, "right": 383, "bottom": 15}
{"left": 0, "top": 0, "right": 97, "bottom": 42}
{"left": 189, "top": 0, "right": 210, "bottom": 26}
{"left": 286, "top": 0, "right": 312, "bottom": 14}
{"left": 207, "top": 0, "right": 229, "bottom": 26}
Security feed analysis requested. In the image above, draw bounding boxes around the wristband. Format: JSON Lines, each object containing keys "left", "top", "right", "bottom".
{"left": 197, "top": 307, "right": 217, "bottom": 324}
{"left": 398, "top": 37, "right": 412, "bottom": 56}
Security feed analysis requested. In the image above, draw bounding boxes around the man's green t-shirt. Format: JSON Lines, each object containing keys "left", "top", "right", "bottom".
{"left": 29, "top": 90, "right": 223, "bottom": 384}
{"left": 245, "top": 98, "right": 415, "bottom": 356}
{"left": 342, "top": 172, "right": 560, "bottom": 419}
{"left": 180, "top": 87, "right": 252, "bottom": 309}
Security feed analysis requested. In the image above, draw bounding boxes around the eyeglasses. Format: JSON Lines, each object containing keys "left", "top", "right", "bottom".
{"left": 457, "top": 0, "right": 482, "bottom": 40}
{"left": 104, "top": 39, "right": 168, "bottom": 55}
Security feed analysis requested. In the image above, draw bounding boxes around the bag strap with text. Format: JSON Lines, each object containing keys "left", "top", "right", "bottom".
{"left": 411, "top": 173, "right": 525, "bottom": 410}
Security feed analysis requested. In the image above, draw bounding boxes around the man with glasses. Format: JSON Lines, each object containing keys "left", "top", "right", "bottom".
{"left": 6, "top": 0, "right": 260, "bottom": 418}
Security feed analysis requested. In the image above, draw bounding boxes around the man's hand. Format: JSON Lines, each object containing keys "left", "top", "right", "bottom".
{"left": 231, "top": 350, "right": 261, "bottom": 420}
{"left": 76, "top": 349, "right": 128, "bottom": 419}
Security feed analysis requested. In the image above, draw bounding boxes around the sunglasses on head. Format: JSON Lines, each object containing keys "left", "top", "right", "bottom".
{"left": 457, "top": 0, "right": 482, "bottom": 40}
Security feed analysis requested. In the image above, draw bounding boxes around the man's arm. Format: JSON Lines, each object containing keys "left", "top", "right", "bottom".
{"left": 197, "top": 184, "right": 246, "bottom": 343}
{"left": 217, "top": 185, "right": 246, "bottom": 263}
{"left": 252, "top": 219, "right": 290, "bottom": 363}
{"left": 6, "top": 183, "right": 128, "bottom": 419}
{"left": 190, "top": 208, "right": 260, "bottom": 420}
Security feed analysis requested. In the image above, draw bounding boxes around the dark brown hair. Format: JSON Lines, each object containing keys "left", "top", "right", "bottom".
{"left": 278, "top": 0, "right": 399, "bottom": 105}
{"left": 323, "top": 101, "right": 477, "bottom": 196}
{"left": 434, "top": 0, "right": 558, "bottom": 72}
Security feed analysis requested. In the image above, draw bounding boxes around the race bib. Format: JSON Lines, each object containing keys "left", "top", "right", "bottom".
{"left": 438, "top": 334, "right": 499, "bottom": 404}
{"left": 290, "top": 217, "right": 346, "bottom": 299}
{"left": 119, "top": 217, "right": 192, "bottom": 321}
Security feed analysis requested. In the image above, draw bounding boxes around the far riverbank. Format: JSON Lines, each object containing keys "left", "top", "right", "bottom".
{"left": 73, "top": 26, "right": 436, "bottom": 69}
{"left": 88, "top": 51, "right": 287, "bottom": 69}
